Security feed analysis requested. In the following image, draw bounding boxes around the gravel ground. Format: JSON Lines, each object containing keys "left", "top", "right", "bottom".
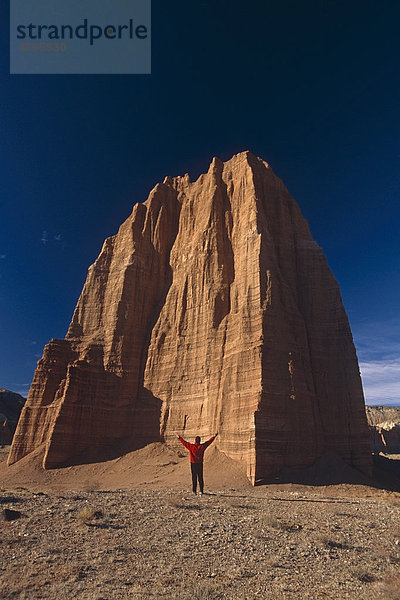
{"left": 1, "top": 486, "right": 400, "bottom": 600}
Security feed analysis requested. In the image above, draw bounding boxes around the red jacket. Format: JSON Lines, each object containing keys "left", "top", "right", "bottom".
{"left": 178, "top": 436, "right": 216, "bottom": 463}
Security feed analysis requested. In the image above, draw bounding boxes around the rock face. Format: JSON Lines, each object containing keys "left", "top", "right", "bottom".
{"left": 0, "top": 389, "right": 25, "bottom": 445}
{"left": 366, "top": 406, "right": 400, "bottom": 453}
{"left": 9, "top": 152, "right": 372, "bottom": 482}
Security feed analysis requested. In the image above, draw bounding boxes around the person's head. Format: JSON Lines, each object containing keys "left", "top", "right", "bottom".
{"left": 195, "top": 436, "right": 201, "bottom": 444}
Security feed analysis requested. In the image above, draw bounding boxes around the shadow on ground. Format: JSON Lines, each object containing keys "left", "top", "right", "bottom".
{"left": 257, "top": 451, "right": 400, "bottom": 492}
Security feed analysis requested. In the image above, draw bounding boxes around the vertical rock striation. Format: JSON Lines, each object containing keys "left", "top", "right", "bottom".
{"left": 9, "top": 152, "right": 372, "bottom": 481}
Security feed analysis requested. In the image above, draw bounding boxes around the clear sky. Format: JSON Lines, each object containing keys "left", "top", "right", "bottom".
{"left": 1, "top": 1, "right": 399, "bottom": 405}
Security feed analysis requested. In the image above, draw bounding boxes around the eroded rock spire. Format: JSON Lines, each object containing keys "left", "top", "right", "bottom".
{"left": 9, "top": 152, "right": 371, "bottom": 482}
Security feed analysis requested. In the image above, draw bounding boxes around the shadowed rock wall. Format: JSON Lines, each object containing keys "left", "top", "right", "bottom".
{"left": 0, "top": 389, "right": 25, "bottom": 445}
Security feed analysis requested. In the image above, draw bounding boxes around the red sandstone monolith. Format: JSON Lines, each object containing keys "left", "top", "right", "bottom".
{"left": 8, "top": 152, "right": 372, "bottom": 482}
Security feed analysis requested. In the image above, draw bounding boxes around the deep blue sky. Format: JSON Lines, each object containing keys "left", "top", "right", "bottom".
{"left": 1, "top": 1, "right": 399, "bottom": 404}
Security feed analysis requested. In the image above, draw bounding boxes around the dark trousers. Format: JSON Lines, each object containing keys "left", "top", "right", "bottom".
{"left": 191, "top": 462, "right": 204, "bottom": 493}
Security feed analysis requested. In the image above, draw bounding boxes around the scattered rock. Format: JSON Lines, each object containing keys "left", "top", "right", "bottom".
{"left": 1, "top": 508, "right": 21, "bottom": 521}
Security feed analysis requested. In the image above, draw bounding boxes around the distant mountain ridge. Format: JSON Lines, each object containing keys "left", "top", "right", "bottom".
{"left": 366, "top": 405, "right": 400, "bottom": 426}
{"left": 366, "top": 406, "right": 400, "bottom": 454}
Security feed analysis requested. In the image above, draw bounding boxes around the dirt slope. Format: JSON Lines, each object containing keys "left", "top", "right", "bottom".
{"left": 0, "top": 443, "right": 251, "bottom": 493}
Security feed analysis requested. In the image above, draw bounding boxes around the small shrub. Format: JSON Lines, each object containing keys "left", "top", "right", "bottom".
{"left": 326, "top": 539, "right": 347, "bottom": 549}
{"left": 380, "top": 569, "right": 400, "bottom": 599}
{"left": 176, "top": 582, "right": 222, "bottom": 600}
{"left": 76, "top": 507, "right": 103, "bottom": 525}
{"left": 352, "top": 569, "right": 377, "bottom": 584}
{"left": 167, "top": 494, "right": 201, "bottom": 510}
{"left": 263, "top": 515, "right": 282, "bottom": 530}
{"left": 263, "top": 515, "right": 302, "bottom": 532}
{"left": 315, "top": 533, "right": 348, "bottom": 549}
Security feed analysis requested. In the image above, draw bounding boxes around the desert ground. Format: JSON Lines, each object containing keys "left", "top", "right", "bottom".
{"left": 1, "top": 444, "right": 400, "bottom": 600}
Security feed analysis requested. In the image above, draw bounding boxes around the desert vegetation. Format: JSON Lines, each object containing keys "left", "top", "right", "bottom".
{"left": 1, "top": 484, "right": 400, "bottom": 600}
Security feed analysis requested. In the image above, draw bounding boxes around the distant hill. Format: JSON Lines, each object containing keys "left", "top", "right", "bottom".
{"left": 366, "top": 406, "right": 400, "bottom": 454}
{"left": 366, "top": 406, "right": 400, "bottom": 426}
{"left": 0, "top": 389, "right": 26, "bottom": 445}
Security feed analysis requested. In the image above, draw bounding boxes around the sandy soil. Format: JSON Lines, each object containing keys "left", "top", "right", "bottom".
{"left": 0, "top": 442, "right": 252, "bottom": 492}
{"left": 1, "top": 444, "right": 400, "bottom": 600}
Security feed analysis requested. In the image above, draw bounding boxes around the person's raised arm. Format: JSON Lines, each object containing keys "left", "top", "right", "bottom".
{"left": 203, "top": 433, "right": 218, "bottom": 449}
{"left": 177, "top": 435, "right": 191, "bottom": 449}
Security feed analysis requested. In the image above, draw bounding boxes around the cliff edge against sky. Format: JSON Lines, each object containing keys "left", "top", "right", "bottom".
{"left": 9, "top": 152, "right": 371, "bottom": 482}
